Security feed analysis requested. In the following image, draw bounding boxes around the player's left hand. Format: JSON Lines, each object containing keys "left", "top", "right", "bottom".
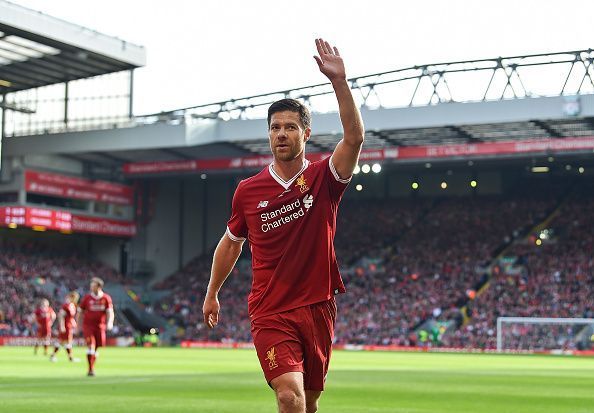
{"left": 314, "top": 38, "right": 346, "bottom": 83}
{"left": 106, "top": 323, "right": 113, "bottom": 331}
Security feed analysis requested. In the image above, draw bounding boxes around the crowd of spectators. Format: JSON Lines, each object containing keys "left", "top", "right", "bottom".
{"left": 156, "top": 255, "right": 252, "bottom": 342}
{"left": 333, "top": 195, "right": 555, "bottom": 345}
{"left": 155, "top": 189, "right": 567, "bottom": 347}
{"left": 3, "top": 179, "right": 591, "bottom": 350}
{"left": 449, "top": 185, "right": 594, "bottom": 350}
{"left": 0, "top": 241, "right": 130, "bottom": 337}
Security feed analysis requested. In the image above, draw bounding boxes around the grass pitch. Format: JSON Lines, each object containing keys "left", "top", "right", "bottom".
{"left": 1, "top": 347, "right": 593, "bottom": 413}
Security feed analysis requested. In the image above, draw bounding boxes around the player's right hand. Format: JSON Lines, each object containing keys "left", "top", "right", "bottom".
{"left": 314, "top": 38, "right": 346, "bottom": 83}
{"left": 202, "top": 295, "right": 220, "bottom": 329}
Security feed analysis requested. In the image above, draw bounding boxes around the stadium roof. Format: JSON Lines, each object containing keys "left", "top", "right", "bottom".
{"left": 6, "top": 94, "right": 594, "bottom": 169}
{"left": 25, "top": 116, "right": 593, "bottom": 168}
{"left": 0, "top": 0, "right": 146, "bottom": 94}
{"left": 3, "top": 42, "right": 593, "bottom": 172}
{"left": 234, "top": 117, "right": 594, "bottom": 155}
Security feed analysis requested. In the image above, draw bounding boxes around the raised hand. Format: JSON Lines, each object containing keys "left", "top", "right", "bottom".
{"left": 314, "top": 38, "right": 346, "bottom": 83}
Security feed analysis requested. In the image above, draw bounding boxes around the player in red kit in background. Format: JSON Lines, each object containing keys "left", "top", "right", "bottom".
{"left": 203, "top": 39, "right": 364, "bottom": 413}
{"left": 50, "top": 291, "right": 80, "bottom": 363}
{"left": 78, "top": 277, "right": 114, "bottom": 376}
{"left": 33, "top": 298, "right": 56, "bottom": 356}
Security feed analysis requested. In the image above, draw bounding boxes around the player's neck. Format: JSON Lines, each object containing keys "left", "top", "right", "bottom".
{"left": 91, "top": 291, "right": 104, "bottom": 299}
{"left": 272, "top": 156, "right": 306, "bottom": 182}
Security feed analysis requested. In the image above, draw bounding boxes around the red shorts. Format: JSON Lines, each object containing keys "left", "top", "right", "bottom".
{"left": 83, "top": 325, "right": 106, "bottom": 348}
{"left": 251, "top": 298, "right": 337, "bottom": 391}
{"left": 37, "top": 327, "right": 51, "bottom": 339}
{"left": 58, "top": 328, "right": 74, "bottom": 342}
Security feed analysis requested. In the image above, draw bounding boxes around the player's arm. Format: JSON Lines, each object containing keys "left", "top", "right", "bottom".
{"left": 51, "top": 309, "right": 56, "bottom": 324}
{"left": 58, "top": 310, "right": 66, "bottom": 332}
{"left": 106, "top": 308, "right": 114, "bottom": 331}
{"left": 106, "top": 297, "right": 114, "bottom": 331}
{"left": 76, "top": 308, "right": 84, "bottom": 332}
{"left": 314, "top": 38, "right": 365, "bottom": 179}
{"left": 203, "top": 233, "right": 244, "bottom": 328}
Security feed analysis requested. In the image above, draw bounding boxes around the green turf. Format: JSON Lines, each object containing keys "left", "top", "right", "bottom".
{"left": 1, "top": 347, "right": 593, "bottom": 413}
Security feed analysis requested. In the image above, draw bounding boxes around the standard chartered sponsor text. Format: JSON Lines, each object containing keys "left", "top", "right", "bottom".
{"left": 260, "top": 198, "right": 305, "bottom": 233}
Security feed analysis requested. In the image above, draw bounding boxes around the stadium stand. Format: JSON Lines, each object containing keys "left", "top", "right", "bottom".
{"left": 0, "top": 241, "right": 132, "bottom": 337}
{"left": 151, "top": 176, "right": 594, "bottom": 348}
{"left": 449, "top": 181, "right": 594, "bottom": 349}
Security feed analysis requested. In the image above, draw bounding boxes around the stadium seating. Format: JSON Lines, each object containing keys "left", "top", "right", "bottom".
{"left": 0, "top": 241, "right": 131, "bottom": 337}
{"left": 3, "top": 180, "right": 592, "bottom": 349}
{"left": 154, "top": 184, "right": 583, "bottom": 347}
{"left": 449, "top": 184, "right": 594, "bottom": 349}
{"left": 334, "top": 194, "right": 557, "bottom": 345}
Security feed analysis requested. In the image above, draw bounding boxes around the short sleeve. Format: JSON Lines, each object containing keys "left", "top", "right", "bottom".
{"left": 105, "top": 295, "right": 113, "bottom": 310}
{"left": 326, "top": 155, "right": 351, "bottom": 203}
{"left": 226, "top": 183, "right": 248, "bottom": 242}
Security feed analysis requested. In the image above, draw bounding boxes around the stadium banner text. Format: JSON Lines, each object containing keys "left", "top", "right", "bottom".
{"left": 25, "top": 170, "right": 134, "bottom": 206}
{"left": 123, "top": 136, "right": 594, "bottom": 175}
{"left": 0, "top": 206, "right": 136, "bottom": 237}
{"left": 0, "top": 336, "right": 134, "bottom": 347}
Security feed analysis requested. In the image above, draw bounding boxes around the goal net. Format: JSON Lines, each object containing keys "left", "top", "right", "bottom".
{"left": 496, "top": 317, "right": 594, "bottom": 352}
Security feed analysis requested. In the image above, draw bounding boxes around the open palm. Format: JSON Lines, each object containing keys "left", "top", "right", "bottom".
{"left": 314, "top": 38, "right": 346, "bottom": 82}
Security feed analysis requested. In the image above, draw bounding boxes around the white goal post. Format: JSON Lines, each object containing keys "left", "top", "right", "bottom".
{"left": 496, "top": 317, "right": 594, "bottom": 352}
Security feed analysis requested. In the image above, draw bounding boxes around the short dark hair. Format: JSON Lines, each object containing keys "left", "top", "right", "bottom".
{"left": 267, "top": 99, "right": 311, "bottom": 130}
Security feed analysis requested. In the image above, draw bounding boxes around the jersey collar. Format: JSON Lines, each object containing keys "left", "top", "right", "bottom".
{"left": 268, "top": 159, "right": 310, "bottom": 190}
{"left": 91, "top": 291, "right": 104, "bottom": 299}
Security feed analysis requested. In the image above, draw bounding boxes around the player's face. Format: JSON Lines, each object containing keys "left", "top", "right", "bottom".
{"left": 90, "top": 281, "right": 100, "bottom": 294}
{"left": 269, "top": 111, "right": 310, "bottom": 162}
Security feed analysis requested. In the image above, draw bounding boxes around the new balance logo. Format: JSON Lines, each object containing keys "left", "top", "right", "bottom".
{"left": 257, "top": 200, "right": 269, "bottom": 208}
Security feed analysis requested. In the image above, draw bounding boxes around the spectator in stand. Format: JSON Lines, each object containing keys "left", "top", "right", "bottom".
{"left": 451, "top": 184, "right": 594, "bottom": 350}
{"left": 154, "top": 188, "right": 564, "bottom": 348}
{"left": 0, "top": 241, "right": 132, "bottom": 339}
{"left": 6, "top": 180, "right": 589, "bottom": 351}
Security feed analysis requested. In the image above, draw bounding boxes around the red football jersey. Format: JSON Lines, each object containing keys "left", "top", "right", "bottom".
{"left": 35, "top": 307, "right": 55, "bottom": 329}
{"left": 60, "top": 302, "right": 77, "bottom": 329}
{"left": 227, "top": 156, "right": 349, "bottom": 320}
{"left": 79, "top": 293, "right": 113, "bottom": 328}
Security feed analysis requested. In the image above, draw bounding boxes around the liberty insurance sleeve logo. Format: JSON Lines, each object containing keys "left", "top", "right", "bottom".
{"left": 266, "top": 346, "right": 279, "bottom": 370}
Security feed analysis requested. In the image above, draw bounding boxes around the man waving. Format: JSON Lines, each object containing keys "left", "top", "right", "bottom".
{"left": 203, "top": 38, "right": 364, "bottom": 413}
